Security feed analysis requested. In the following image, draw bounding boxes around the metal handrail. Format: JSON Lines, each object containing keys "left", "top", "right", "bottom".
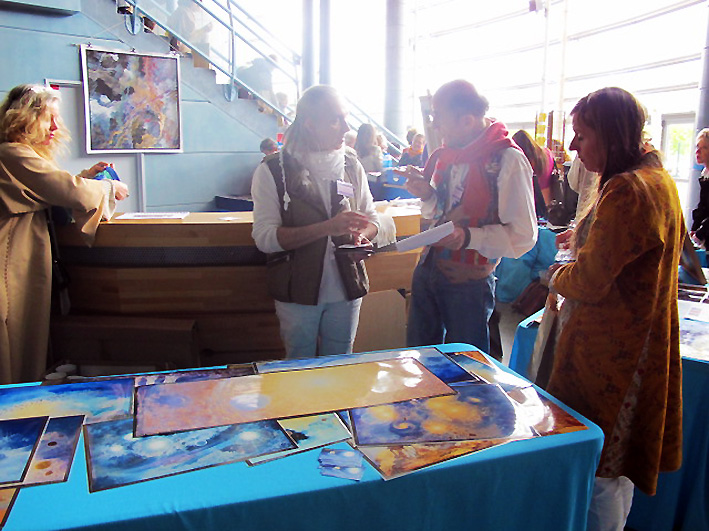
{"left": 124, "top": 0, "right": 290, "bottom": 122}
{"left": 226, "top": 0, "right": 302, "bottom": 66}
{"left": 343, "top": 96, "right": 406, "bottom": 156}
{"left": 123, "top": 0, "right": 403, "bottom": 144}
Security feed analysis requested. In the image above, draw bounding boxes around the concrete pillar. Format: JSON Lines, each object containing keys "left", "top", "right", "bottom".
{"left": 319, "top": 0, "right": 331, "bottom": 85}
{"left": 302, "top": 0, "right": 316, "bottom": 91}
{"left": 385, "top": 0, "right": 406, "bottom": 138}
{"left": 689, "top": 6, "right": 709, "bottom": 225}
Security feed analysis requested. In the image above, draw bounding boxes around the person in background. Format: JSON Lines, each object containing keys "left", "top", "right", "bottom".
{"left": 251, "top": 85, "right": 379, "bottom": 359}
{"left": 354, "top": 123, "right": 383, "bottom": 174}
{"left": 343, "top": 130, "right": 357, "bottom": 149}
{"left": 545, "top": 87, "right": 683, "bottom": 530}
{"left": 400, "top": 79, "right": 536, "bottom": 355}
{"left": 259, "top": 137, "right": 278, "bottom": 158}
{"left": 0, "top": 84, "right": 129, "bottom": 384}
{"left": 405, "top": 127, "right": 418, "bottom": 147}
{"left": 512, "top": 130, "right": 555, "bottom": 216}
{"left": 398, "top": 133, "right": 426, "bottom": 167}
{"left": 376, "top": 133, "right": 390, "bottom": 155}
{"left": 168, "top": 0, "right": 212, "bottom": 56}
{"left": 690, "top": 127, "right": 709, "bottom": 247}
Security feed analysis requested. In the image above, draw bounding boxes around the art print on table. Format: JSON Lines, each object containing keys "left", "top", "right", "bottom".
{"left": 505, "top": 387, "right": 587, "bottom": 437}
{"left": 135, "top": 358, "right": 454, "bottom": 437}
{"left": 2, "top": 416, "right": 85, "bottom": 488}
{"left": 0, "top": 417, "right": 47, "bottom": 484}
{"left": 247, "top": 413, "right": 352, "bottom": 466}
{"left": 0, "top": 379, "right": 133, "bottom": 424}
{"left": 84, "top": 418, "right": 294, "bottom": 492}
{"left": 133, "top": 365, "right": 256, "bottom": 387}
{"left": 351, "top": 383, "right": 533, "bottom": 446}
{"left": 359, "top": 439, "right": 510, "bottom": 480}
{"left": 447, "top": 351, "right": 532, "bottom": 388}
{"left": 679, "top": 318, "right": 709, "bottom": 362}
{"left": 256, "top": 347, "right": 476, "bottom": 384}
{"left": 0, "top": 488, "right": 19, "bottom": 528}
{"left": 81, "top": 46, "right": 182, "bottom": 153}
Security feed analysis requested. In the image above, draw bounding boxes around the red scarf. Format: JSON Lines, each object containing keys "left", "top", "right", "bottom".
{"left": 424, "top": 121, "right": 517, "bottom": 264}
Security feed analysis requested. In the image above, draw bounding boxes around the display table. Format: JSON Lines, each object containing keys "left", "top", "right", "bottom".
{"left": 1, "top": 344, "right": 604, "bottom": 531}
{"left": 509, "top": 315, "right": 709, "bottom": 531}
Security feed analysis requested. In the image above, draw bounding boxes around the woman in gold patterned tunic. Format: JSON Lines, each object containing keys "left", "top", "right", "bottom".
{"left": 546, "top": 87, "right": 683, "bottom": 530}
{"left": 0, "top": 85, "right": 129, "bottom": 384}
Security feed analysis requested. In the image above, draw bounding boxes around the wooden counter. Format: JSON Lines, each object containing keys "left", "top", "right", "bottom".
{"left": 53, "top": 207, "right": 421, "bottom": 367}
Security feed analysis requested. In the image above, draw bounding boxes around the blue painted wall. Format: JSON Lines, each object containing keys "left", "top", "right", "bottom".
{"left": 0, "top": 0, "right": 277, "bottom": 211}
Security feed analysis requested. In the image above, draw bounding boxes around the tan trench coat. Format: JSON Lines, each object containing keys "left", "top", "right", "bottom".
{"left": 0, "top": 143, "right": 112, "bottom": 384}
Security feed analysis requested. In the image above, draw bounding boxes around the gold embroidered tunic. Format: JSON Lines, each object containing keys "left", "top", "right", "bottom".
{"left": 547, "top": 163, "right": 684, "bottom": 496}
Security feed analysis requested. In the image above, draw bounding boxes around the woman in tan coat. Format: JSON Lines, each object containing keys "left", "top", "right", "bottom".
{"left": 546, "top": 87, "right": 683, "bottom": 530}
{"left": 0, "top": 84, "right": 129, "bottom": 384}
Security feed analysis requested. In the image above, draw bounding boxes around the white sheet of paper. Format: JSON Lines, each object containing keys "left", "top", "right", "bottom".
{"left": 395, "top": 221, "right": 455, "bottom": 253}
{"left": 115, "top": 212, "right": 189, "bottom": 220}
{"left": 678, "top": 299, "right": 709, "bottom": 323}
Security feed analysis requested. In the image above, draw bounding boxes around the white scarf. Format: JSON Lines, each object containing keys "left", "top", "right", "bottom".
{"left": 280, "top": 147, "right": 346, "bottom": 210}
{"left": 300, "top": 147, "right": 346, "bottom": 182}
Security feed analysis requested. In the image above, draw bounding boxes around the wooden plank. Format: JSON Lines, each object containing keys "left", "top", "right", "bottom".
{"left": 64, "top": 248, "right": 418, "bottom": 314}
{"left": 50, "top": 315, "right": 200, "bottom": 368}
{"left": 65, "top": 265, "right": 274, "bottom": 313}
{"left": 56, "top": 209, "right": 421, "bottom": 248}
{"left": 195, "top": 313, "right": 284, "bottom": 353}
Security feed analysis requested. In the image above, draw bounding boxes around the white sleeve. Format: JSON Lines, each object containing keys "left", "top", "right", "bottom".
{"left": 354, "top": 161, "right": 380, "bottom": 229}
{"left": 467, "top": 148, "right": 538, "bottom": 259}
{"left": 420, "top": 193, "right": 439, "bottom": 220}
{"left": 101, "top": 179, "right": 117, "bottom": 220}
{"left": 250, "top": 162, "right": 286, "bottom": 253}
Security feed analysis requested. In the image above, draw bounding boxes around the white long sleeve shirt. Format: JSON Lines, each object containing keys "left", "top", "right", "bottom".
{"left": 421, "top": 147, "right": 537, "bottom": 260}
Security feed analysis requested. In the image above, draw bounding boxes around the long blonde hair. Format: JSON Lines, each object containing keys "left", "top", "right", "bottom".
{"left": 0, "top": 84, "right": 69, "bottom": 160}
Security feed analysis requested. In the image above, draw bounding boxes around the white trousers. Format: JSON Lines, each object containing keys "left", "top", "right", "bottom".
{"left": 275, "top": 299, "right": 362, "bottom": 359}
{"left": 586, "top": 476, "right": 635, "bottom": 531}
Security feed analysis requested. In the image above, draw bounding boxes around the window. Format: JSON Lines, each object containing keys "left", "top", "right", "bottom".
{"left": 661, "top": 113, "right": 695, "bottom": 213}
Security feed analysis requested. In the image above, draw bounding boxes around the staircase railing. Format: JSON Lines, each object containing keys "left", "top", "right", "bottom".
{"left": 120, "top": 0, "right": 406, "bottom": 151}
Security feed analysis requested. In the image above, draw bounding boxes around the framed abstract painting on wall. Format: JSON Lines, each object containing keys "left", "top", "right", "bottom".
{"left": 80, "top": 45, "right": 182, "bottom": 153}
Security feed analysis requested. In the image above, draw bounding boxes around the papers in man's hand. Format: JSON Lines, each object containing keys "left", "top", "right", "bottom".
{"left": 395, "top": 221, "right": 454, "bottom": 252}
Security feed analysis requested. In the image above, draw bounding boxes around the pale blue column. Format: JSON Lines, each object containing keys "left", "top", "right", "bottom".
{"left": 319, "top": 0, "right": 331, "bottom": 85}
{"left": 302, "top": 0, "right": 316, "bottom": 90}
{"left": 385, "top": 0, "right": 405, "bottom": 138}
{"left": 689, "top": 6, "right": 709, "bottom": 223}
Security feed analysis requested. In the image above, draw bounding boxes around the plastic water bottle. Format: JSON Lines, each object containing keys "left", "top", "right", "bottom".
{"left": 382, "top": 153, "right": 394, "bottom": 182}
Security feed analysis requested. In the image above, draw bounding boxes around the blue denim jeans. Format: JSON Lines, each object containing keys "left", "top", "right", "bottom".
{"left": 275, "top": 298, "right": 362, "bottom": 359}
{"left": 406, "top": 259, "right": 496, "bottom": 353}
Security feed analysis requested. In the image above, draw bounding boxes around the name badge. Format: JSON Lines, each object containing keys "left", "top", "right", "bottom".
{"left": 337, "top": 180, "right": 355, "bottom": 198}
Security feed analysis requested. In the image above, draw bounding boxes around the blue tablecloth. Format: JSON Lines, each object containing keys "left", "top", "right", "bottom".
{"left": 510, "top": 317, "right": 709, "bottom": 531}
{"left": 496, "top": 227, "right": 558, "bottom": 303}
{"left": 3, "top": 344, "right": 604, "bottom": 531}
{"left": 508, "top": 308, "right": 545, "bottom": 377}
